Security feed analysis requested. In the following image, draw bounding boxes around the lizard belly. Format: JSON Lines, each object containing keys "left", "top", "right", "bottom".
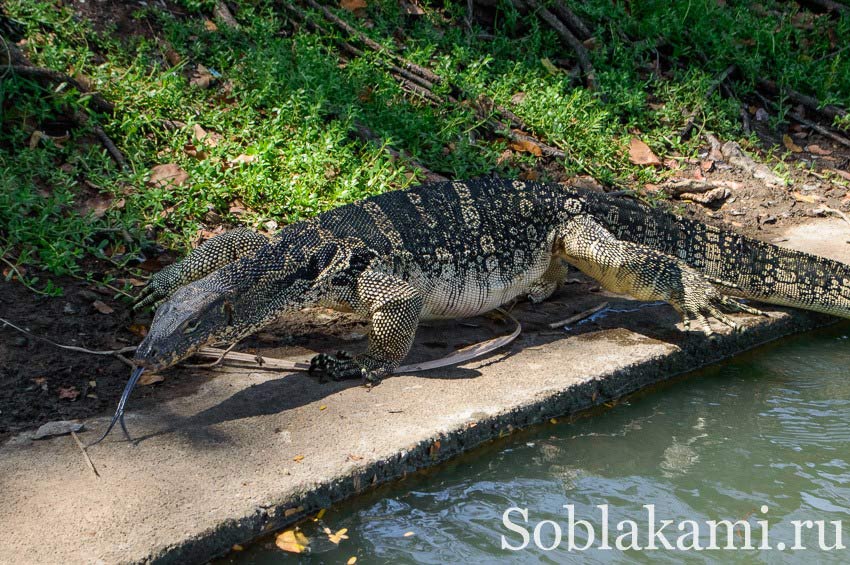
{"left": 419, "top": 247, "right": 554, "bottom": 320}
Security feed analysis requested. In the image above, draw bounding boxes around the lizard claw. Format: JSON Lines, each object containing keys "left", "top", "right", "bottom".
{"left": 134, "top": 265, "right": 180, "bottom": 310}
{"left": 309, "top": 351, "right": 364, "bottom": 383}
{"left": 308, "top": 351, "right": 383, "bottom": 387}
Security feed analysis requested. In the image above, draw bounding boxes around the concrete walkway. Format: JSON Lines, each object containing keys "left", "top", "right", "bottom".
{"left": 1, "top": 221, "right": 848, "bottom": 564}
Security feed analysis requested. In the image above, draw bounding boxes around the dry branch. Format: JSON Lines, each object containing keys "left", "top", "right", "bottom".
{"left": 303, "top": 0, "right": 442, "bottom": 86}
{"left": 524, "top": 0, "right": 595, "bottom": 88}
{"left": 758, "top": 79, "right": 847, "bottom": 129}
{"left": 551, "top": 1, "right": 591, "bottom": 40}
{"left": 797, "top": 0, "right": 849, "bottom": 15}
{"left": 214, "top": 1, "right": 240, "bottom": 28}
{"left": 3, "top": 65, "right": 115, "bottom": 114}
{"left": 788, "top": 111, "right": 850, "bottom": 149}
{"left": 291, "top": 1, "right": 567, "bottom": 161}
{"left": 354, "top": 121, "right": 448, "bottom": 182}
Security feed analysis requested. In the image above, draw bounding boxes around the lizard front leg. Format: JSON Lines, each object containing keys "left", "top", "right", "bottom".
{"left": 309, "top": 271, "right": 423, "bottom": 386}
{"left": 558, "top": 215, "right": 764, "bottom": 335}
{"left": 136, "top": 227, "right": 269, "bottom": 310}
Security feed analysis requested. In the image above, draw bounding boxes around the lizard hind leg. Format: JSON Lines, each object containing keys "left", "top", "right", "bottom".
{"left": 558, "top": 215, "right": 758, "bottom": 336}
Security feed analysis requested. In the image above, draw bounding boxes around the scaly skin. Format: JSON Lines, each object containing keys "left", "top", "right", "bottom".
{"left": 132, "top": 178, "right": 850, "bottom": 383}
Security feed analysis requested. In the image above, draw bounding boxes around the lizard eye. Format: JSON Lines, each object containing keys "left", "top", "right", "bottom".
{"left": 183, "top": 319, "right": 201, "bottom": 334}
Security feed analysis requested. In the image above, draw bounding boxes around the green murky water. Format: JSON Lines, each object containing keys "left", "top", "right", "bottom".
{"left": 228, "top": 324, "right": 850, "bottom": 563}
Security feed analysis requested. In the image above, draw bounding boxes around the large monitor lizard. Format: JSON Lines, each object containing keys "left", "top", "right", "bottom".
{"left": 91, "top": 178, "right": 850, "bottom": 443}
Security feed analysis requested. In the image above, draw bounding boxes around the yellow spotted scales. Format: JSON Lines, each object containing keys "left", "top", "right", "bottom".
{"left": 134, "top": 178, "right": 850, "bottom": 382}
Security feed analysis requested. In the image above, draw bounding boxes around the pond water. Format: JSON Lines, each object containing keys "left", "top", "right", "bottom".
{"left": 227, "top": 324, "right": 850, "bottom": 563}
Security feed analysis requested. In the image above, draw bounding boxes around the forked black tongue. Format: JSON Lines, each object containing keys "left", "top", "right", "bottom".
{"left": 87, "top": 366, "right": 144, "bottom": 447}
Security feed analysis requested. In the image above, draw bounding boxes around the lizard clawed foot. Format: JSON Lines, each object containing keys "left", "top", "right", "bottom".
{"left": 135, "top": 265, "right": 181, "bottom": 310}
{"left": 308, "top": 351, "right": 381, "bottom": 386}
{"left": 679, "top": 289, "right": 761, "bottom": 336}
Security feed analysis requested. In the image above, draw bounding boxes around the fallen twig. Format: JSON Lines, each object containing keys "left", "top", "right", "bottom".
{"left": 353, "top": 121, "right": 448, "bottom": 182}
{"left": 821, "top": 206, "right": 850, "bottom": 229}
{"left": 660, "top": 178, "right": 741, "bottom": 196}
{"left": 797, "top": 0, "right": 848, "bottom": 15}
{"left": 0, "top": 316, "right": 136, "bottom": 357}
{"left": 551, "top": 1, "right": 591, "bottom": 40}
{"left": 548, "top": 301, "right": 609, "bottom": 329}
{"left": 214, "top": 1, "right": 240, "bottom": 28}
{"left": 303, "top": 0, "right": 442, "bottom": 86}
{"left": 758, "top": 79, "right": 847, "bottom": 131}
{"left": 183, "top": 341, "right": 240, "bottom": 368}
{"left": 788, "top": 111, "right": 850, "bottom": 149}
{"left": 195, "top": 309, "right": 522, "bottom": 374}
{"left": 2, "top": 65, "right": 115, "bottom": 114}
{"left": 524, "top": 0, "right": 595, "bottom": 88}
{"left": 92, "top": 124, "right": 128, "bottom": 170}
{"left": 70, "top": 431, "right": 100, "bottom": 478}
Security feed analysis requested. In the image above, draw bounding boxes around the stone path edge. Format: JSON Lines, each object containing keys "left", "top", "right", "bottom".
{"left": 152, "top": 309, "right": 835, "bottom": 564}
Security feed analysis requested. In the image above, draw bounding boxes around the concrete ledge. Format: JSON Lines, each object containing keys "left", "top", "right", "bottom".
{"left": 0, "top": 221, "right": 846, "bottom": 564}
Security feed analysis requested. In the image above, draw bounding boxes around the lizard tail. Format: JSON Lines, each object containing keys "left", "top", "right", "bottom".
{"left": 587, "top": 192, "right": 850, "bottom": 319}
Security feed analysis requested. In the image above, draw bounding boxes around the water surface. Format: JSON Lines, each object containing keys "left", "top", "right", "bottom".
{"left": 229, "top": 324, "right": 850, "bottom": 563}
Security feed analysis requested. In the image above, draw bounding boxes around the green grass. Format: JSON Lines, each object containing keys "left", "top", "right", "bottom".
{"left": 1, "top": 0, "right": 849, "bottom": 295}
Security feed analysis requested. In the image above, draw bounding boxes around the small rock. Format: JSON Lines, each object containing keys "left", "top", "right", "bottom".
{"left": 32, "top": 420, "right": 84, "bottom": 440}
{"left": 63, "top": 303, "right": 80, "bottom": 315}
{"left": 806, "top": 208, "right": 827, "bottom": 218}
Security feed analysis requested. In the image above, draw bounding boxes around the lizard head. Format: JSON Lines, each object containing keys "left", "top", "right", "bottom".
{"left": 133, "top": 232, "right": 359, "bottom": 373}
{"left": 133, "top": 283, "right": 240, "bottom": 372}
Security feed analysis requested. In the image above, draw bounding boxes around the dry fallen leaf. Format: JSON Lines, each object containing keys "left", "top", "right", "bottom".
{"left": 783, "top": 134, "right": 803, "bottom": 153}
{"left": 204, "top": 19, "right": 218, "bottom": 31}
{"left": 340, "top": 0, "right": 367, "bottom": 10}
{"left": 275, "top": 529, "right": 309, "bottom": 554}
{"left": 148, "top": 164, "right": 189, "bottom": 188}
{"left": 293, "top": 454, "right": 305, "bottom": 462}
{"left": 57, "top": 386, "right": 80, "bottom": 401}
{"left": 510, "top": 91, "right": 527, "bottom": 105}
{"left": 192, "top": 124, "right": 223, "bottom": 148}
{"left": 228, "top": 199, "right": 250, "bottom": 216}
{"left": 29, "top": 130, "right": 44, "bottom": 149}
{"left": 228, "top": 153, "right": 257, "bottom": 165}
{"left": 792, "top": 191, "right": 821, "bottom": 203}
{"left": 510, "top": 138, "right": 542, "bottom": 157}
{"left": 231, "top": 544, "right": 244, "bottom": 551}
{"left": 540, "top": 57, "right": 560, "bottom": 75}
{"left": 315, "top": 508, "right": 327, "bottom": 520}
{"left": 92, "top": 300, "right": 114, "bottom": 315}
{"left": 190, "top": 65, "right": 214, "bottom": 89}
{"left": 319, "top": 405, "right": 327, "bottom": 411}
{"left": 628, "top": 137, "right": 661, "bottom": 166}
{"left": 328, "top": 528, "right": 349, "bottom": 545}
{"left": 808, "top": 144, "right": 832, "bottom": 156}
{"left": 833, "top": 169, "right": 850, "bottom": 182}
{"left": 84, "top": 193, "right": 113, "bottom": 219}
{"left": 347, "top": 557, "right": 357, "bottom": 565}
{"left": 139, "top": 373, "right": 165, "bottom": 386}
